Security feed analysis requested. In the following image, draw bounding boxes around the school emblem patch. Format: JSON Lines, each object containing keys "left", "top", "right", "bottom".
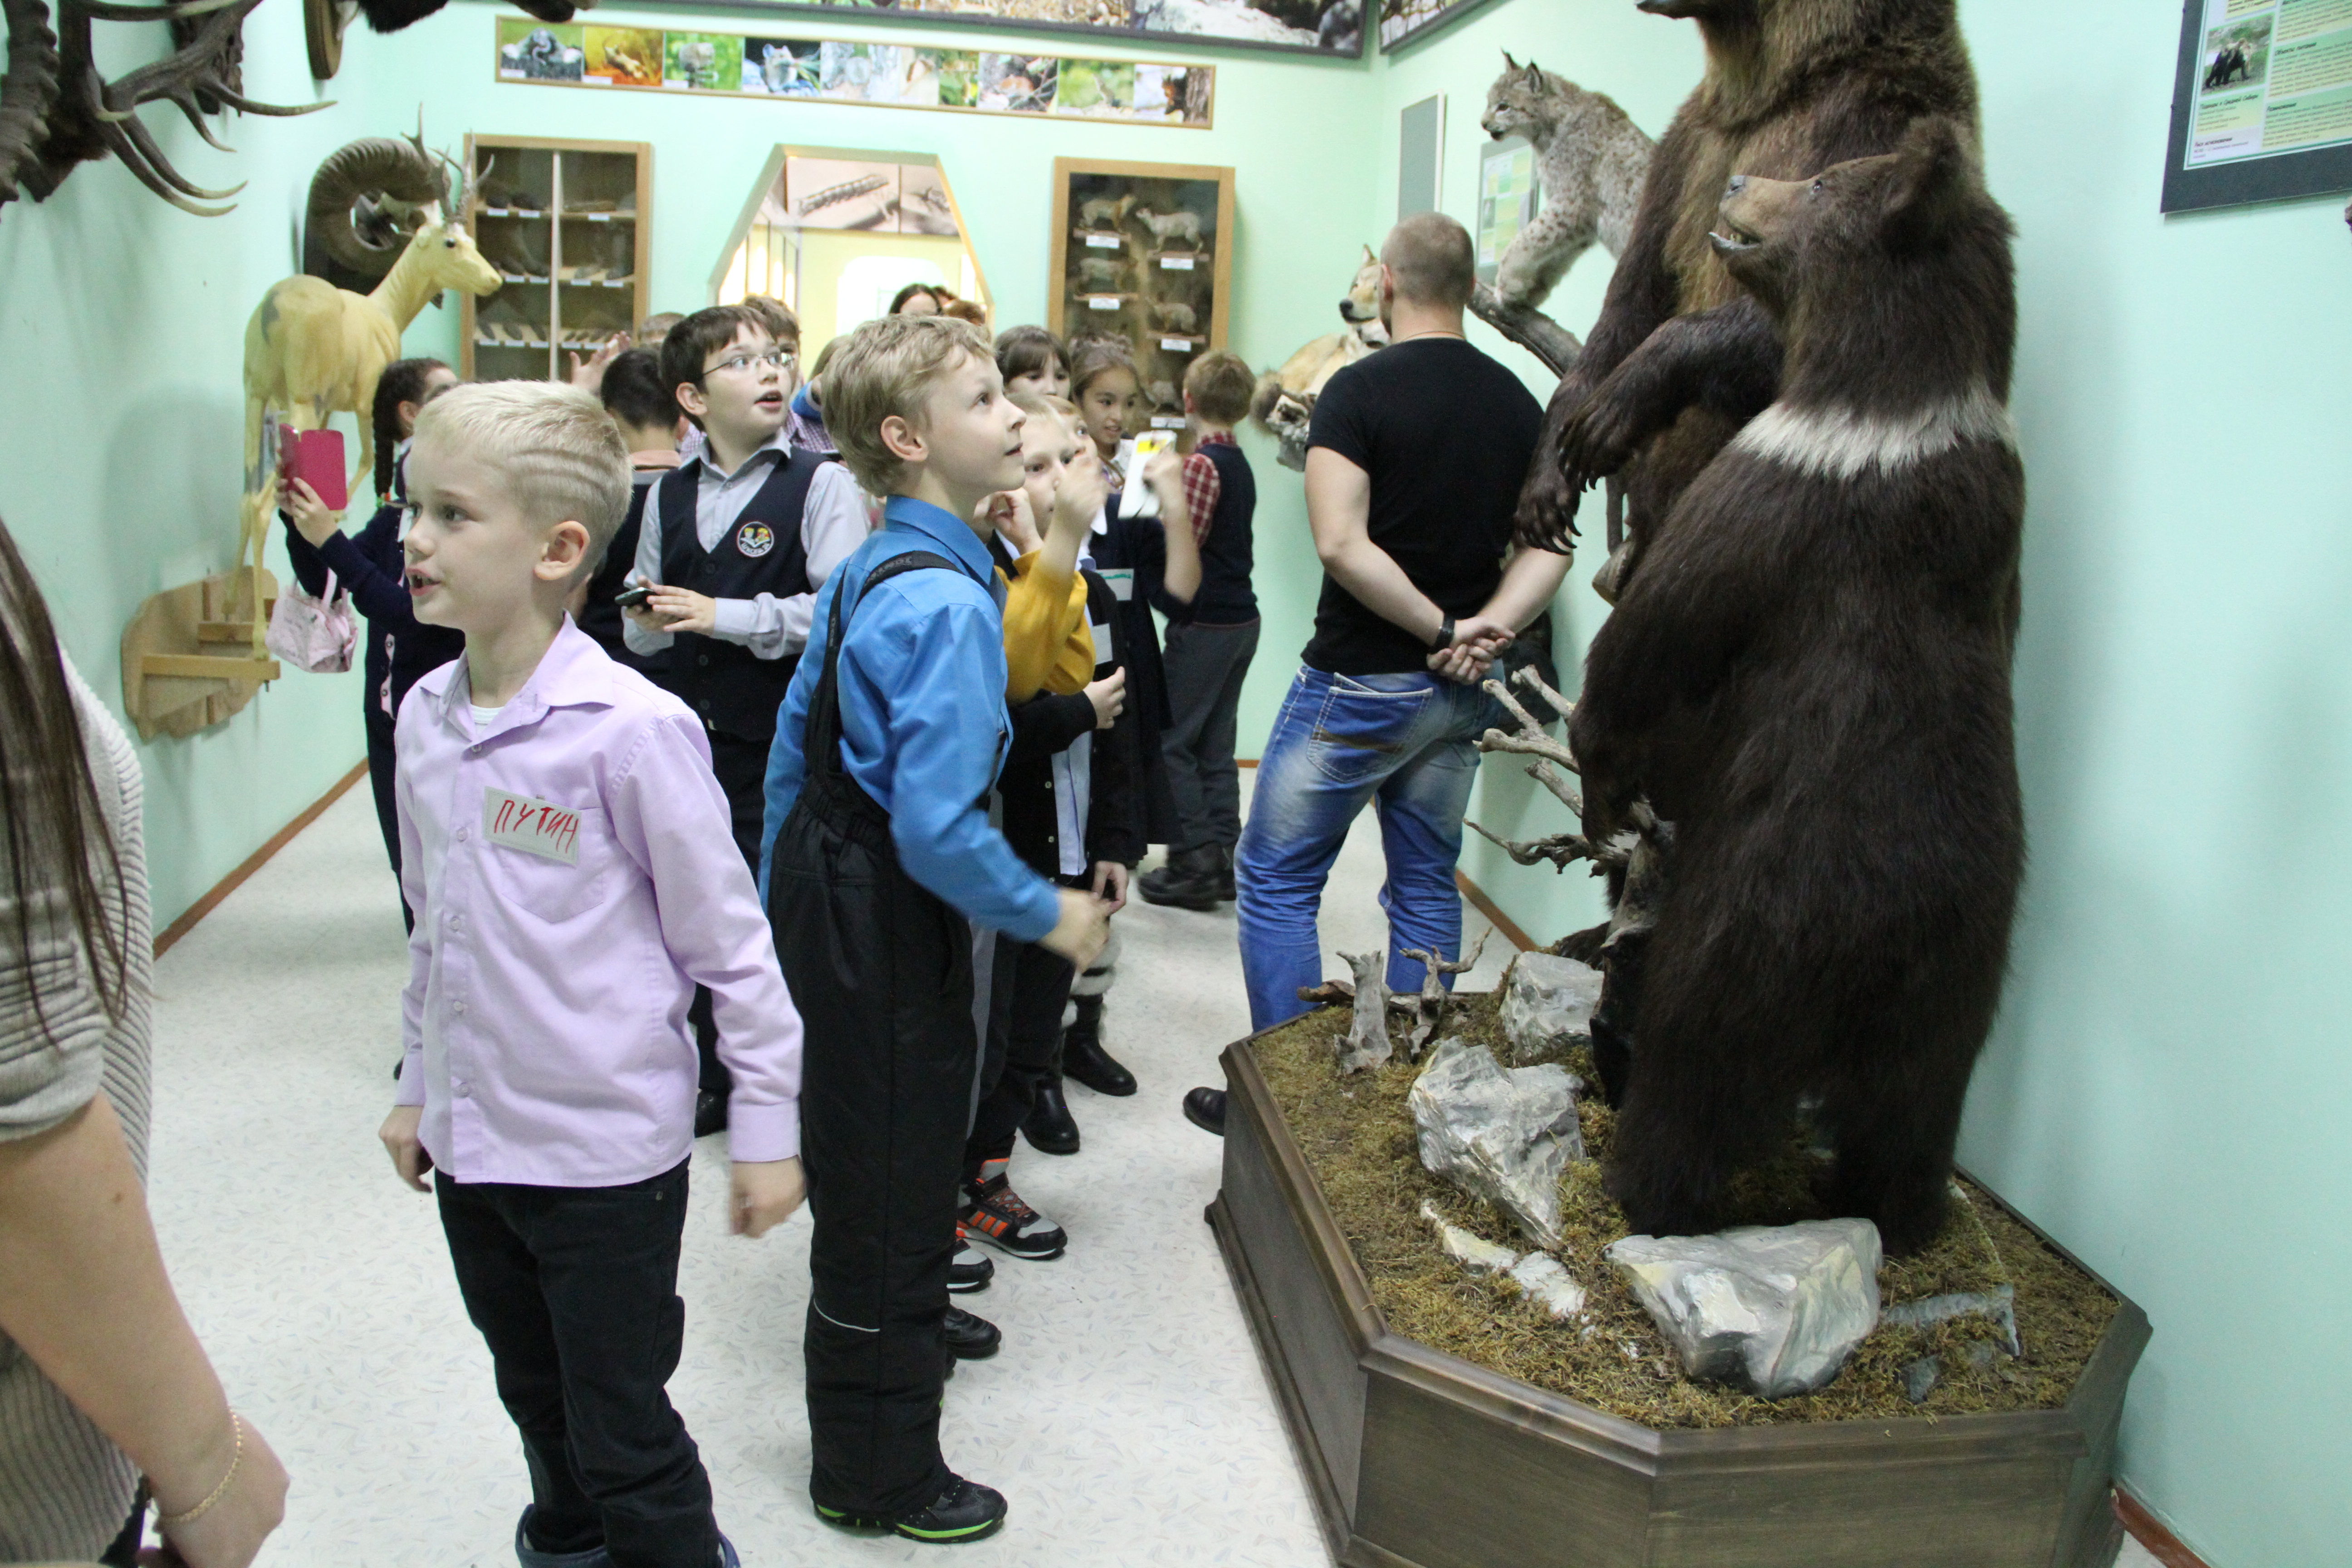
{"left": 735, "top": 521, "right": 776, "bottom": 558}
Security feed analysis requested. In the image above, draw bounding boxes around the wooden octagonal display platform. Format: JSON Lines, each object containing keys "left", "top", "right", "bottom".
{"left": 1206, "top": 1038, "right": 2150, "bottom": 1568}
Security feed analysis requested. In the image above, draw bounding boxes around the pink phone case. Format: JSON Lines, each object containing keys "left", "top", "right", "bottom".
{"left": 282, "top": 428, "right": 348, "bottom": 511}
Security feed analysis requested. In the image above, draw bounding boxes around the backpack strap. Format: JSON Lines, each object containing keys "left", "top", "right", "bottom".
{"left": 804, "top": 551, "right": 961, "bottom": 782}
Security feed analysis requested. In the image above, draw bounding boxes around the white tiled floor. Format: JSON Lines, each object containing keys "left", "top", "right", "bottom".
{"left": 144, "top": 773, "right": 1507, "bottom": 1567}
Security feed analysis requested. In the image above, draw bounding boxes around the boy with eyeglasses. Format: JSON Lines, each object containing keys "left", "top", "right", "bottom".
{"left": 627, "top": 305, "right": 867, "bottom": 1132}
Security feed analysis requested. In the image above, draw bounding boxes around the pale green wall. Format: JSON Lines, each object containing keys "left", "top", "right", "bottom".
{"left": 1958, "top": 4, "right": 2352, "bottom": 1565}
{"left": 0, "top": 13, "right": 404, "bottom": 925}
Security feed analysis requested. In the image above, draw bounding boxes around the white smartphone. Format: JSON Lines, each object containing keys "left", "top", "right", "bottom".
{"left": 1121, "top": 430, "right": 1175, "bottom": 520}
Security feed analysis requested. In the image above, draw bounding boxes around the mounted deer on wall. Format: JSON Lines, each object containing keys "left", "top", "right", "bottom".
{"left": 236, "top": 134, "right": 500, "bottom": 647}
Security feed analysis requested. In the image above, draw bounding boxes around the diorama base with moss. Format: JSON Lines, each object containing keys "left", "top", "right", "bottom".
{"left": 1206, "top": 989, "right": 2149, "bottom": 1568}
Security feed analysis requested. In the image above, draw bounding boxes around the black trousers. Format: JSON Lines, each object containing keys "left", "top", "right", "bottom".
{"left": 691, "top": 725, "right": 771, "bottom": 1101}
{"left": 1159, "top": 618, "right": 1260, "bottom": 853}
{"left": 768, "top": 772, "right": 971, "bottom": 1518}
{"left": 966, "top": 923, "right": 1078, "bottom": 1173}
{"left": 364, "top": 710, "right": 414, "bottom": 934}
{"left": 435, "top": 1161, "right": 718, "bottom": 1568}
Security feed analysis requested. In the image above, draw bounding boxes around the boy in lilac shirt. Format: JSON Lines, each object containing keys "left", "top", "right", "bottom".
{"left": 377, "top": 382, "right": 803, "bottom": 1568}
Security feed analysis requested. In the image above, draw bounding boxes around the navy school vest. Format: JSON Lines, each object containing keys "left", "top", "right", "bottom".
{"left": 655, "top": 448, "right": 826, "bottom": 741}
{"left": 1191, "top": 440, "right": 1257, "bottom": 625}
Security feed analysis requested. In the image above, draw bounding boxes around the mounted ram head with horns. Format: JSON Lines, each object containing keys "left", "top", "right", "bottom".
{"left": 0, "top": 0, "right": 328, "bottom": 220}
{"left": 302, "top": 127, "right": 457, "bottom": 292}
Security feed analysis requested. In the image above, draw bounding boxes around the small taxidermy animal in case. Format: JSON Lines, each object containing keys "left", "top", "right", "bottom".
{"left": 1133, "top": 207, "right": 1204, "bottom": 248}
{"left": 1079, "top": 195, "right": 1137, "bottom": 230}
{"left": 1076, "top": 255, "right": 1126, "bottom": 289}
{"left": 1147, "top": 379, "right": 1182, "bottom": 412}
{"left": 1149, "top": 301, "right": 1197, "bottom": 333}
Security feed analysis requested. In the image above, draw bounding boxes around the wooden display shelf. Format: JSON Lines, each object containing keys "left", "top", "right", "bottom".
{"left": 1048, "top": 157, "right": 1235, "bottom": 362}
{"left": 461, "top": 136, "right": 652, "bottom": 383}
{"left": 1208, "top": 1034, "right": 2149, "bottom": 1568}
{"left": 122, "top": 568, "right": 284, "bottom": 740}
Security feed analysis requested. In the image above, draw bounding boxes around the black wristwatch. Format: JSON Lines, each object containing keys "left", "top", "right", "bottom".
{"left": 1431, "top": 616, "right": 1455, "bottom": 651}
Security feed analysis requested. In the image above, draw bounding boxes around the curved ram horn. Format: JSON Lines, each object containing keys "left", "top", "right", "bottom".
{"left": 307, "top": 134, "right": 443, "bottom": 274}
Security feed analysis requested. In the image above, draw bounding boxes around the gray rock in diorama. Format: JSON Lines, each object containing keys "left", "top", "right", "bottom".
{"left": 1508, "top": 1250, "right": 1588, "bottom": 1320}
{"left": 1498, "top": 952, "right": 1605, "bottom": 1063}
{"left": 1410, "top": 1037, "right": 1584, "bottom": 1249}
{"left": 1605, "top": 1218, "right": 1883, "bottom": 1398}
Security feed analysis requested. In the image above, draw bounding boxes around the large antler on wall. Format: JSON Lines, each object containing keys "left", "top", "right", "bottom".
{"left": 0, "top": 0, "right": 60, "bottom": 202}
{"left": 4, "top": 0, "right": 328, "bottom": 219}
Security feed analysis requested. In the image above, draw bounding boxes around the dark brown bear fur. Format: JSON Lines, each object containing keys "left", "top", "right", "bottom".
{"left": 1514, "top": 0, "right": 1982, "bottom": 573}
{"left": 1568, "top": 119, "right": 2024, "bottom": 1256}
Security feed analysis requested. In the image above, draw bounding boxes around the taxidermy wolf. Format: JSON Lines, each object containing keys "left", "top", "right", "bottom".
{"left": 1250, "top": 245, "right": 1388, "bottom": 470}
{"left": 1480, "top": 54, "right": 1656, "bottom": 314}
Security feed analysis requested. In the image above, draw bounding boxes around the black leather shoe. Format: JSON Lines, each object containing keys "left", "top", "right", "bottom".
{"left": 693, "top": 1089, "right": 727, "bottom": 1138}
{"left": 1183, "top": 1086, "right": 1226, "bottom": 1137}
{"left": 1022, "top": 1079, "right": 1081, "bottom": 1154}
{"left": 944, "top": 1306, "right": 1002, "bottom": 1360}
{"left": 1138, "top": 846, "right": 1221, "bottom": 911}
{"left": 816, "top": 1475, "right": 1009, "bottom": 1544}
{"left": 1062, "top": 1025, "right": 1137, "bottom": 1098}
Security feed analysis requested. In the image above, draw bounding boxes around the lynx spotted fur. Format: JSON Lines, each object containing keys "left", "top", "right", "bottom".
{"left": 1481, "top": 54, "right": 1656, "bottom": 313}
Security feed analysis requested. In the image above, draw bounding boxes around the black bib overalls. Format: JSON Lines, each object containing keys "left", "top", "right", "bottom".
{"left": 765, "top": 550, "right": 977, "bottom": 1519}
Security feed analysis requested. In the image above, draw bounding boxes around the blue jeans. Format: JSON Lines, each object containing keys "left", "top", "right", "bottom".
{"left": 1236, "top": 666, "right": 1503, "bottom": 1033}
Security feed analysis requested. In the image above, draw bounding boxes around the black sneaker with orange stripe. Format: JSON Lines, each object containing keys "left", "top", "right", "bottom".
{"left": 958, "top": 1165, "right": 1067, "bottom": 1260}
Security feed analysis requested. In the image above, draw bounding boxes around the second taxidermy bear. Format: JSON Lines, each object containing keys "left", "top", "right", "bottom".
{"left": 1571, "top": 118, "right": 2023, "bottom": 1257}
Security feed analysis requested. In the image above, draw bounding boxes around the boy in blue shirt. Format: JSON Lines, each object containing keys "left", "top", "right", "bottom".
{"left": 760, "top": 314, "right": 1111, "bottom": 1545}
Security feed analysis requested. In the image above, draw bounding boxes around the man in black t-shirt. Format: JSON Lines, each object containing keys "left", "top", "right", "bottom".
{"left": 1182, "top": 213, "right": 1573, "bottom": 1137}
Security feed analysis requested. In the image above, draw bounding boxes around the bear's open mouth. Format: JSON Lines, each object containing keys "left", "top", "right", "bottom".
{"left": 1708, "top": 221, "right": 1763, "bottom": 255}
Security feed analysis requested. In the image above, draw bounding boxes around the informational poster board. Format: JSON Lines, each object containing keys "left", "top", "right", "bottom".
{"left": 1475, "top": 135, "right": 1538, "bottom": 287}
{"left": 2161, "top": 0, "right": 2352, "bottom": 212}
{"left": 1399, "top": 95, "right": 1445, "bottom": 220}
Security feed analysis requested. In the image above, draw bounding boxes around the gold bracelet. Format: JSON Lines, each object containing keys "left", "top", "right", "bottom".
{"left": 157, "top": 1411, "right": 244, "bottom": 1529}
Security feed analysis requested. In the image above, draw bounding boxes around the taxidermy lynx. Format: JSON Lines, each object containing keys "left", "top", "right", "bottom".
{"left": 1480, "top": 54, "right": 1655, "bottom": 312}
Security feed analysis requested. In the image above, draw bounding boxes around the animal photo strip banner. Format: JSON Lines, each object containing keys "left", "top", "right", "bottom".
{"left": 2162, "top": 0, "right": 2352, "bottom": 211}
{"left": 495, "top": 16, "right": 1215, "bottom": 126}
{"left": 655, "top": 0, "right": 1360, "bottom": 60}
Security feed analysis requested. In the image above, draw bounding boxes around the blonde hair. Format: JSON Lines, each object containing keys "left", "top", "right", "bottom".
{"left": 1007, "top": 388, "right": 1073, "bottom": 437}
{"left": 413, "top": 382, "right": 632, "bottom": 573}
{"left": 825, "top": 314, "right": 995, "bottom": 495}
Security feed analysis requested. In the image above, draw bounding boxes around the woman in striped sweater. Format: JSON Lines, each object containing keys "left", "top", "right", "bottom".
{"left": 0, "top": 515, "right": 287, "bottom": 1565}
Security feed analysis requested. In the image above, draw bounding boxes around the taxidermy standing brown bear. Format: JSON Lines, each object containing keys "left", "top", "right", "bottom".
{"left": 1514, "top": 0, "right": 1984, "bottom": 571}
{"left": 1569, "top": 118, "right": 2024, "bottom": 1257}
